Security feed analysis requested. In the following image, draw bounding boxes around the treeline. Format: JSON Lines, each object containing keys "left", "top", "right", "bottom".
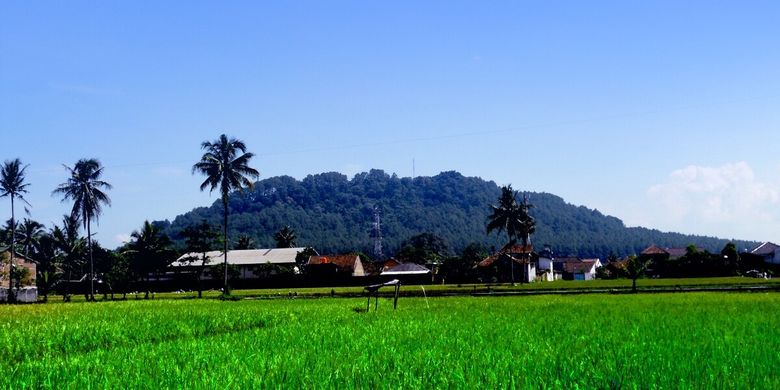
{"left": 597, "top": 243, "right": 774, "bottom": 280}
{"left": 156, "top": 170, "right": 758, "bottom": 258}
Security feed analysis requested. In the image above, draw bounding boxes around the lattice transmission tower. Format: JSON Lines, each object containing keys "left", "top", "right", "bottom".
{"left": 371, "top": 206, "right": 384, "bottom": 260}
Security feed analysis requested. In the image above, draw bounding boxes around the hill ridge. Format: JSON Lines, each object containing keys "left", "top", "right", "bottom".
{"left": 154, "top": 169, "right": 757, "bottom": 258}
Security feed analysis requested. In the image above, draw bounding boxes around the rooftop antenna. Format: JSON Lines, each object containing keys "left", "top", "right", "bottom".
{"left": 372, "top": 206, "right": 384, "bottom": 260}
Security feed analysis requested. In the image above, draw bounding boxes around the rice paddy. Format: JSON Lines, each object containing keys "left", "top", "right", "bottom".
{"left": 2, "top": 292, "right": 778, "bottom": 388}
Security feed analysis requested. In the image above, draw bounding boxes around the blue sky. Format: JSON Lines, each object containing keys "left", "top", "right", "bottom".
{"left": 1, "top": 1, "right": 779, "bottom": 247}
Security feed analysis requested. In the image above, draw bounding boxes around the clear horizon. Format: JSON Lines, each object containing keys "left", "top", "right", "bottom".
{"left": 1, "top": 1, "right": 778, "bottom": 247}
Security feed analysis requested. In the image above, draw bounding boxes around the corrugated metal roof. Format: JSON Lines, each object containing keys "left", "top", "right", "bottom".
{"left": 172, "top": 248, "right": 305, "bottom": 267}
{"left": 751, "top": 242, "right": 779, "bottom": 255}
{"left": 381, "top": 262, "right": 431, "bottom": 275}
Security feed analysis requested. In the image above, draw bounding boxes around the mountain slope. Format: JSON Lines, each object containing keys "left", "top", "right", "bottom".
{"left": 154, "top": 170, "right": 757, "bottom": 258}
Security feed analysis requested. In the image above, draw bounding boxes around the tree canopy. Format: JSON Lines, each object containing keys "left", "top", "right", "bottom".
{"left": 156, "top": 170, "right": 757, "bottom": 259}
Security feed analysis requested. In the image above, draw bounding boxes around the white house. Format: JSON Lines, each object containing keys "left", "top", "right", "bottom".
{"left": 172, "top": 248, "right": 306, "bottom": 279}
{"left": 563, "top": 259, "right": 602, "bottom": 281}
{"left": 537, "top": 246, "right": 557, "bottom": 282}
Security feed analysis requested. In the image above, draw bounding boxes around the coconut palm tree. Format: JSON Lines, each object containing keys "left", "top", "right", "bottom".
{"left": 53, "top": 159, "right": 112, "bottom": 301}
{"left": 20, "top": 218, "right": 45, "bottom": 258}
{"left": 193, "top": 134, "right": 259, "bottom": 294}
{"left": 32, "top": 231, "right": 60, "bottom": 302}
{"left": 486, "top": 185, "right": 522, "bottom": 246}
{"left": 125, "top": 221, "right": 173, "bottom": 299}
{"left": 486, "top": 185, "right": 535, "bottom": 284}
{"left": 1, "top": 158, "right": 31, "bottom": 302}
{"left": 273, "top": 226, "right": 297, "bottom": 248}
{"left": 235, "top": 234, "right": 255, "bottom": 250}
{"left": 53, "top": 215, "right": 86, "bottom": 301}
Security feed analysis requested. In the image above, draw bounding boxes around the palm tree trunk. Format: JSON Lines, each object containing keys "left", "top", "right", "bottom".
{"left": 521, "top": 234, "right": 528, "bottom": 285}
{"left": 64, "top": 269, "right": 71, "bottom": 302}
{"left": 223, "top": 198, "right": 229, "bottom": 295}
{"left": 9, "top": 195, "right": 16, "bottom": 303}
{"left": 508, "top": 232, "right": 514, "bottom": 285}
{"left": 87, "top": 220, "right": 94, "bottom": 302}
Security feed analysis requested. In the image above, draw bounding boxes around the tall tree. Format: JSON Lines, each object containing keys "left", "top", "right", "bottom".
{"left": 32, "top": 232, "right": 60, "bottom": 302}
{"left": 193, "top": 134, "right": 259, "bottom": 294}
{"left": 1, "top": 158, "right": 31, "bottom": 302}
{"left": 396, "top": 232, "right": 450, "bottom": 265}
{"left": 517, "top": 194, "right": 536, "bottom": 250}
{"left": 53, "top": 158, "right": 112, "bottom": 301}
{"left": 486, "top": 185, "right": 523, "bottom": 247}
{"left": 273, "top": 226, "right": 297, "bottom": 248}
{"left": 20, "top": 218, "right": 45, "bottom": 258}
{"left": 720, "top": 242, "right": 740, "bottom": 275}
{"left": 625, "top": 255, "right": 649, "bottom": 293}
{"left": 52, "top": 215, "right": 85, "bottom": 301}
{"left": 235, "top": 234, "right": 255, "bottom": 250}
{"left": 126, "top": 220, "right": 173, "bottom": 299}
{"left": 180, "top": 221, "right": 219, "bottom": 298}
{"left": 486, "top": 185, "right": 527, "bottom": 284}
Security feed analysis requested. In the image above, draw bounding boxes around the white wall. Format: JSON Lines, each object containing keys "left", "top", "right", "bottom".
{"left": 538, "top": 257, "right": 554, "bottom": 272}
{"left": 0, "top": 287, "right": 37, "bottom": 303}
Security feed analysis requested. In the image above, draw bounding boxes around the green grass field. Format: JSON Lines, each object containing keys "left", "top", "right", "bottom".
{"left": 2, "top": 292, "right": 778, "bottom": 388}
{"left": 45, "top": 276, "right": 780, "bottom": 302}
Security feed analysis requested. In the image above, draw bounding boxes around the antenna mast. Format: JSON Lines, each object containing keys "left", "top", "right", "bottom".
{"left": 372, "top": 206, "right": 384, "bottom": 260}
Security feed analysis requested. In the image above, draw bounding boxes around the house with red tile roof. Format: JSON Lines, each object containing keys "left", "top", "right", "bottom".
{"left": 307, "top": 255, "right": 367, "bottom": 277}
{"left": 640, "top": 245, "right": 687, "bottom": 260}
{"left": 476, "top": 245, "right": 537, "bottom": 283}
{"left": 563, "top": 258, "right": 602, "bottom": 280}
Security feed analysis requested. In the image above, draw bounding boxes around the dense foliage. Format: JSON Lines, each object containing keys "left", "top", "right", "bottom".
{"left": 155, "top": 170, "right": 757, "bottom": 258}
{"left": 1, "top": 293, "right": 777, "bottom": 388}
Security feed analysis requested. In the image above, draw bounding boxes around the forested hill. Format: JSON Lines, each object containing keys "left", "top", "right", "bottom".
{"left": 154, "top": 170, "right": 757, "bottom": 258}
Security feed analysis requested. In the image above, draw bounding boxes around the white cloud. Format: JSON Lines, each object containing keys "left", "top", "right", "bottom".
{"left": 645, "top": 162, "right": 780, "bottom": 240}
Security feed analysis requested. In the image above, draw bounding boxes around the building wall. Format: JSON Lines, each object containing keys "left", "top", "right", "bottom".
{"left": 522, "top": 263, "right": 536, "bottom": 283}
{"left": 352, "top": 259, "right": 365, "bottom": 277}
{"left": 0, "top": 255, "right": 37, "bottom": 289}
{"left": 538, "top": 257, "right": 554, "bottom": 272}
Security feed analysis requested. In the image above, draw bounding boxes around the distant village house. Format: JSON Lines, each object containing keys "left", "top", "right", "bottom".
{"left": 171, "top": 248, "right": 306, "bottom": 279}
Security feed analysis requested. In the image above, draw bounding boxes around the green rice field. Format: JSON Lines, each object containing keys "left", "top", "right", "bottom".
{"left": 47, "top": 276, "right": 780, "bottom": 302}
{"left": 2, "top": 292, "right": 778, "bottom": 388}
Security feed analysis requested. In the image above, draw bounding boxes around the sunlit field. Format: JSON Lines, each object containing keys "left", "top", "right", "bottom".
{"left": 43, "top": 276, "right": 780, "bottom": 302}
{"left": 2, "top": 292, "right": 778, "bottom": 388}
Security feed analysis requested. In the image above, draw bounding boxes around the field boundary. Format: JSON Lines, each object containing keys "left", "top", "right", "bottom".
{"left": 239, "top": 283, "right": 780, "bottom": 300}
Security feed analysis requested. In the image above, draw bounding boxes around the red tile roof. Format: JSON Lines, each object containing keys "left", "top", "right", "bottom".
{"left": 477, "top": 253, "right": 529, "bottom": 268}
{"left": 641, "top": 245, "right": 667, "bottom": 255}
{"left": 501, "top": 244, "right": 534, "bottom": 254}
{"left": 563, "top": 259, "right": 599, "bottom": 274}
{"left": 308, "top": 255, "right": 361, "bottom": 272}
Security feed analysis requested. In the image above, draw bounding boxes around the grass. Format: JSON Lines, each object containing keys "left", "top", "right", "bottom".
{"left": 2, "top": 292, "right": 778, "bottom": 388}
{"left": 44, "top": 276, "right": 780, "bottom": 302}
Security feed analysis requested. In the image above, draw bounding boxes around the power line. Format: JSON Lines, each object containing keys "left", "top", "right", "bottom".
{"left": 24, "top": 93, "right": 778, "bottom": 174}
